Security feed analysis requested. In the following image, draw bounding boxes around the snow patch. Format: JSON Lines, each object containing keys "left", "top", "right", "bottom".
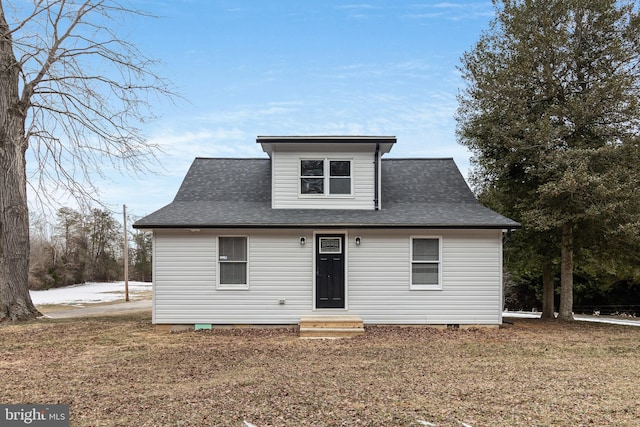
{"left": 503, "top": 310, "right": 640, "bottom": 327}
{"left": 30, "top": 281, "right": 151, "bottom": 305}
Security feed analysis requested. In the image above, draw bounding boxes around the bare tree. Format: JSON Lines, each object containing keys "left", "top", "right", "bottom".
{"left": 0, "top": 0, "right": 172, "bottom": 321}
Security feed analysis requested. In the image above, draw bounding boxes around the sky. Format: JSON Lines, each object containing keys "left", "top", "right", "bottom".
{"left": 25, "top": 1, "right": 499, "bottom": 221}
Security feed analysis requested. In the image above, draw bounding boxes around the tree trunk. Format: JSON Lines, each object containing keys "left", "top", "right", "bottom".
{"left": 0, "top": 5, "right": 40, "bottom": 321}
{"left": 558, "top": 223, "right": 574, "bottom": 321}
{"left": 541, "top": 258, "right": 555, "bottom": 319}
{"left": 0, "top": 144, "right": 39, "bottom": 321}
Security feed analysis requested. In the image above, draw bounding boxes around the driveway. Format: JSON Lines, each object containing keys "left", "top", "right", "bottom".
{"left": 40, "top": 299, "right": 151, "bottom": 319}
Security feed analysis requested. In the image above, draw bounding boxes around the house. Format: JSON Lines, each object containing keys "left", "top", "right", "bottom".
{"left": 133, "top": 136, "right": 519, "bottom": 330}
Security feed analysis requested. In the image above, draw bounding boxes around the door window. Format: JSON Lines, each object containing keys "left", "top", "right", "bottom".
{"left": 319, "top": 237, "right": 342, "bottom": 254}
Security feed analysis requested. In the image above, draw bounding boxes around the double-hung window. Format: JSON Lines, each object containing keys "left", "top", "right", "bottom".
{"left": 300, "top": 159, "right": 352, "bottom": 196}
{"left": 410, "top": 237, "right": 442, "bottom": 290}
{"left": 217, "top": 236, "right": 248, "bottom": 289}
{"left": 300, "top": 160, "right": 325, "bottom": 194}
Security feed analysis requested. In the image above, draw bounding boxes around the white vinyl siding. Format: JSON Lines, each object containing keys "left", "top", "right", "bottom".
{"left": 152, "top": 228, "right": 504, "bottom": 326}
{"left": 347, "top": 229, "right": 503, "bottom": 324}
{"left": 271, "top": 150, "right": 375, "bottom": 209}
{"left": 153, "top": 229, "right": 314, "bottom": 324}
{"left": 152, "top": 231, "right": 216, "bottom": 324}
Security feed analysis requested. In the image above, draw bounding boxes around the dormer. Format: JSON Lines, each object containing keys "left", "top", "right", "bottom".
{"left": 258, "top": 136, "right": 396, "bottom": 210}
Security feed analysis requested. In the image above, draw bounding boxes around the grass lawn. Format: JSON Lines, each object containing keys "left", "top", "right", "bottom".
{"left": 1, "top": 313, "right": 639, "bottom": 426}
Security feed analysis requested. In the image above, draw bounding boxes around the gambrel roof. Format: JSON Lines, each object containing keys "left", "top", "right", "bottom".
{"left": 133, "top": 157, "right": 519, "bottom": 230}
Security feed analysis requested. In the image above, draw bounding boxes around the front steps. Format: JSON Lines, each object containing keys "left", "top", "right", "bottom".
{"left": 299, "top": 315, "right": 364, "bottom": 338}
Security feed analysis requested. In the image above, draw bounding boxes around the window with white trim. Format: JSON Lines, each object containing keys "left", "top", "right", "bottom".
{"left": 410, "top": 237, "right": 442, "bottom": 290}
{"left": 300, "top": 159, "right": 352, "bottom": 196}
{"left": 217, "top": 236, "right": 248, "bottom": 288}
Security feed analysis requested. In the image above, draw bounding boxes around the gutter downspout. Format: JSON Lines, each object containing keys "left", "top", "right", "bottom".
{"left": 374, "top": 143, "right": 380, "bottom": 210}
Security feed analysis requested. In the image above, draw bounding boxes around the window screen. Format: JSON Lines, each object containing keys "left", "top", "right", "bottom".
{"left": 411, "top": 238, "right": 441, "bottom": 288}
{"left": 218, "top": 237, "right": 247, "bottom": 286}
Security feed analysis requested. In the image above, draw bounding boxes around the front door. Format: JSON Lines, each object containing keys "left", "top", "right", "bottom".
{"left": 316, "top": 234, "right": 345, "bottom": 309}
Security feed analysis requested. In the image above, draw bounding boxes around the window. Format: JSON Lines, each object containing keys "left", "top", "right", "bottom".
{"left": 329, "top": 160, "right": 351, "bottom": 194}
{"left": 301, "top": 160, "right": 324, "bottom": 194}
{"left": 218, "top": 236, "right": 248, "bottom": 288}
{"left": 300, "top": 159, "right": 352, "bottom": 196}
{"left": 410, "top": 237, "right": 442, "bottom": 290}
{"left": 319, "top": 237, "right": 342, "bottom": 254}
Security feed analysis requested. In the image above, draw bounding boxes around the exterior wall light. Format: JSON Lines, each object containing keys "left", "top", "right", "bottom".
{"left": 300, "top": 237, "right": 306, "bottom": 246}
{"left": 355, "top": 237, "right": 361, "bottom": 246}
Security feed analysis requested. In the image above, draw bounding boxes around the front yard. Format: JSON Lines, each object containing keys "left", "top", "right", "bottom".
{"left": 1, "top": 314, "right": 639, "bottom": 426}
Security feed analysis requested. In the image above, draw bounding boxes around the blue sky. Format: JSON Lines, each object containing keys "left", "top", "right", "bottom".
{"left": 32, "top": 1, "right": 498, "bottom": 219}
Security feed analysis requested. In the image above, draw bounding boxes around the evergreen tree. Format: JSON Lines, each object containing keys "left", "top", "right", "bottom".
{"left": 87, "top": 209, "right": 122, "bottom": 282}
{"left": 457, "top": 0, "right": 640, "bottom": 320}
{"left": 131, "top": 230, "right": 152, "bottom": 282}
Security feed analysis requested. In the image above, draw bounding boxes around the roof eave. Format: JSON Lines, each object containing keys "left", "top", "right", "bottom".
{"left": 257, "top": 135, "right": 397, "bottom": 156}
{"left": 134, "top": 223, "right": 521, "bottom": 230}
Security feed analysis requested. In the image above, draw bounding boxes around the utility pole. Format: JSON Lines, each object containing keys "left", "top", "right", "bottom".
{"left": 123, "top": 204, "right": 129, "bottom": 302}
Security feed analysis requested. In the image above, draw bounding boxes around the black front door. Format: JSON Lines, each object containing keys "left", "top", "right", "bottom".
{"left": 316, "top": 235, "right": 345, "bottom": 309}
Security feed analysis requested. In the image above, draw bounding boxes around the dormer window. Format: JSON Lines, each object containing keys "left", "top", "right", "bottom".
{"left": 329, "top": 160, "right": 351, "bottom": 194}
{"left": 300, "top": 159, "right": 352, "bottom": 196}
{"left": 300, "top": 160, "right": 325, "bottom": 194}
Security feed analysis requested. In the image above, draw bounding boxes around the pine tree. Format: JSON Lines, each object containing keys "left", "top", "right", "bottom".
{"left": 457, "top": 0, "right": 640, "bottom": 320}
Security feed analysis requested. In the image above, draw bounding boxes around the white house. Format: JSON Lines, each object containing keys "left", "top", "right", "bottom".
{"left": 133, "top": 136, "right": 519, "bottom": 330}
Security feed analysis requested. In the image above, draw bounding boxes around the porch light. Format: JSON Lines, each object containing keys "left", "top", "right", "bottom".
{"left": 355, "top": 237, "right": 361, "bottom": 246}
{"left": 299, "top": 237, "right": 306, "bottom": 246}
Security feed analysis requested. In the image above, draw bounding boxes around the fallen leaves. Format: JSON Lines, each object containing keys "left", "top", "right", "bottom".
{"left": 1, "top": 316, "right": 639, "bottom": 426}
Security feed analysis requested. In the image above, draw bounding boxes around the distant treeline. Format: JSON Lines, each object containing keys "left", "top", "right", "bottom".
{"left": 29, "top": 207, "right": 151, "bottom": 290}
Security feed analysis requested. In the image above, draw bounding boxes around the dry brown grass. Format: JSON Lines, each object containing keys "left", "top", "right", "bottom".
{"left": 2, "top": 314, "right": 639, "bottom": 426}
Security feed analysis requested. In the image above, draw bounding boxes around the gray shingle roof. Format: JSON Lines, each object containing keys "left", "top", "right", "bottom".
{"left": 133, "top": 157, "right": 520, "bottom": 229}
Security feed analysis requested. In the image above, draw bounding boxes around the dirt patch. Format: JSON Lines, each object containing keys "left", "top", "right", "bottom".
{"left": 1, "top": 315, "right": 639, "bottom": 426}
